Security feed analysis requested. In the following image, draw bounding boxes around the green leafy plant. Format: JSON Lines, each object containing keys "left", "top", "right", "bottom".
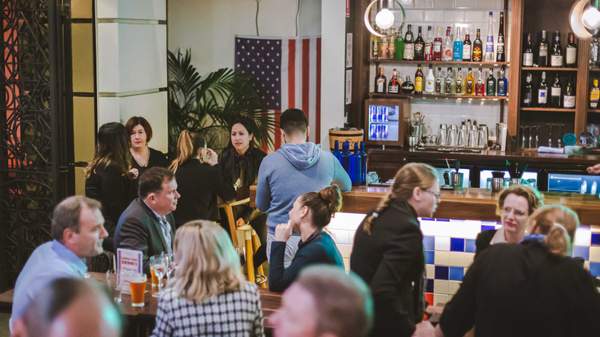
{"left": 167, "top": 49, "right": 274, "bottom": 157}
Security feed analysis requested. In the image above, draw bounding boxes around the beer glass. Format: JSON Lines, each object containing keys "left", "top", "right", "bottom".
{"left": 129, "top": 274, "right": 147, "bottom": 307}
{"left": 150, "top": 255, "right": 167, "bottom": 297}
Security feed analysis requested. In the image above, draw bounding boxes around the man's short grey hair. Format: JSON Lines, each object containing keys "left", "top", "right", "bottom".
{"left": 51, "top": 195, "right": 102, "bottom": 241}
{"left": 296, "top": 265, "right": 374, "bottom": 337}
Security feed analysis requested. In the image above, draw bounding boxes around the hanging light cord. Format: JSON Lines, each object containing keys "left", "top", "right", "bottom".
{"left": 296, "top": 0, "right": 302, "bottom": 36}
{"left": 255, "top": 0, "right": 261, "bottom": 36}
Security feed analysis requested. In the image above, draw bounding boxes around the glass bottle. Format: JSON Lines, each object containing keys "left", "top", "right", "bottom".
{"left": 475, "top": 68, "right": 485, "bottom": 96}
{"left": 401, "top": 75, "right": 415, "bottom": 94}
{"left": 496, "top": 11, "right": 505, "bottom": 62}
{"left": 374, "top": 66, "right": 387, "bottom": 94}
{"left": 538, "top": 30, "right": 549, "bottom": 67}
{"left": 484, "top": 11, "right": 495, "bottom": 62}
{"left": 388, "top": 68, "right": 400, "bottom": 94}
{"left": 445, "top": 67, "right": 454, "bottom": 94}
{"left": 442, "top": 26, "right": 453, "bottom": 62}
{"left": 590, "top": 78, "right": 600, "bottom": 108}
{"left": 565, "top": 32, "right": 577, "bottom": 67}
{"left": 414, "top": 64, "right": 424, "bottom": 94}
{"left": 433, "top": 26, "right": 443, "bottom": 61}
{"left": 455, "top": 67, "right": 464, "bottom": 95}
{"left": 395, "top": 28, "right": 405, "bottom": 60}
{"left": 424, "top": 25, "right": 434, "bottom": 61}
{"left": 486, "top": 69, "right": 496, "bottom": 96}
{"left": 463, "top": 32, "right": 472, "bottom": 61}
{"left": 497, "top": 66, "right": 508, "bottom": 96}
{"left": 522, "top": 73, "right": 533, "bottom": 106}
{"left": 550, "top": 31, "right": 563, "bottom": 67}
{"left": 563, "top": 79, "right": 575, "bottom": 109}
{"left": 404, "top": 24, "right": 415, "bottom": 60}
{"left": 465, "top": 67, "right": 475, "bottom": 95}
{"left": 472, "top": 28, "right": 483, "bottom": 62}
{"left": 537, "top": 71, "right": 548, "bottom": 106}
{"left": 414, "top": 26, "right": 425, "bottom": 60}
{"left": 435, "top": 67, "right": 443, "bottom": 94}
{"left": 425, "top": 64, "right": 435, "bottom": 94}
{"left": 550, "top": 74, "right": 562, "bottom": 107}
{"left": 453, "top": 27, "right": 463, "bottom": 61}
{"left": 523, "top": 32, "right": 534, "bottom": 67}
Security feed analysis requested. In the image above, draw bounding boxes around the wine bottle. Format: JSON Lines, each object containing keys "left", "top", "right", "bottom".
{"left": 484, "top": 11, "right": 495, "bottom": 62}
{"left": 463, "top": 33, "right": 472, "bottom": 61}
{"left": 496, "top": 11, "right": 505, "bottom": 62}
{"left": 565, "top": 32, "right": 577, "bottom": 67}
{"left": 550, "top": 31, "right": 563, "bottom": 67}
{"left": 453, "top": 27, "right": 463, "bottom": 61}
{"left": 374, "top": 66, "right": 387, "bottom": 94}
{"left": 590, "top": 79, "right": 600, "bottom": 108}
{"left": 414, "top": 26, "right": 425, "bottom": 60}
{"left": 538, "top": 71, "right": 548, "bottom": 106}
{"left": 486, "top": 70, "right": 496, "bottom": 96}
{"left": 591, "top": 37, "right": 599, "bottom": 66}
{"left": 522, "top": 73, "right": 533, "bottom": 106}
{"left": 415, "top": 64, "right": 424, "bottom": 94}
{"left": 563, "top": 79, "right": 575, "bottom": 108}
{"left": 538, "top": 30, "right": 549, "bottom": 67}
{"left": 404, "top": 24, "right": 415, "bottom": 60}
{"left": 550, "top": 74, "right": 562, "bottom": 107}
{"left": 424, "top": 25, "right": 434, "bottom": 61}
{"left": 388, "top": 68, "right": 400, "bottom": 94}
{"left": 395, "top": 28, "right": 405, "bottom": 60}
{"left": 442, "top": 26, "right": 453, "bottom": 62}
{"left": 523, "top": 32, "right": 534, "bottom": 67}
{"left": 472, "top": 28, "right": 483, "bottom": 62}
{"left": 433, "top": 26, "right": 443, "bottom": 61}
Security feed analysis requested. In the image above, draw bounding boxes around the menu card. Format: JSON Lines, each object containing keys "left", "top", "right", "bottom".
{"left": 116, "top": 248, "right": 143, "bottom": 294}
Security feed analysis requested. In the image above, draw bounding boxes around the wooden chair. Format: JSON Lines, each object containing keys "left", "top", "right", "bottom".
{"left": 218, "top": 198, "right": 251, "bottom": 247}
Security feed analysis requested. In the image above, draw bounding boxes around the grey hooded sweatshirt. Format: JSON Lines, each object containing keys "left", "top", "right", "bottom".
{"left": 256, "top": 142, "right": 352, "bottom": 233}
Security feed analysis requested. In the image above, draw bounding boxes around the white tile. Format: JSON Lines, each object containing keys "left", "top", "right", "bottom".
{"left": 433, "top": 0, "right": 454, "bottom": 9}
{"left": 434, "top": 251, "right": 450, "bottom": 265}
{"left": 405, "top": 10, "right": 425, "bottom": 22}
{"left": 465, "top": 10, "right": 487, "bottom": 22}
{"left": 401, "top": 0, "right": 415, "bottom": 8}
{"left": 97, "top": 0, "right": 166, "bottom": 20}
{"left": 574, "top": 227, "right": 591, "bottom": 246}
{"left": 590, "top": 247, "right": 600, "bottom": 263}
{"left": 433, "top": 293, "right": 450, "bottom": 305}
{"left": 447, "top": 251, "right": 475, "bottom": 267}
{"left": 444, "top": 10, "right": 465, "bottom": 22}
{"left": 426, "top": 264, "right": 436, "bottom": 279}
{"left": 424, "top": 10, "right": 445, "bottom": 22}
{"left": 435, "top": 236, "right": 451, "bottom": 251}
{"left": 414, "top": 0, "right": 434, "bottom": 9}
{"left": 448, "top": 281, "right": 462, "bottom": 295}
{"left": 454, "top": 0, "right": 479, "bottom": 9}
{"left": 434, "top": 280, "right": 450, "bottom": 294}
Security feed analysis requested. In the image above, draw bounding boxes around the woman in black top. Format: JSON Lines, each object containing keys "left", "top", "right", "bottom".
{"left": 350, "top": 163, "right": 441, "bottom": 337}
{"left": 432, "top": 205, "right": 600, "bottom": 337}
{"left": 475, "top": 185, "right": 543, "bottom": 256}
{"left": 125, "top": 116, "right": 169, "bottom": 196}
{"left": 269, "top": 185, "right": 345, "bottom": 292}
{"left": 170, "top": 130, "right": 235, "bottom": 227}
{"left": 85, "top": 122, "right": 136, "bottom": 251}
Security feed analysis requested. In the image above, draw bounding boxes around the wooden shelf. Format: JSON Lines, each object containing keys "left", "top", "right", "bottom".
{"left": 369, "top": 92, "right": 508, "bottom": 101}
{"left": 520, "top": 107, "right": 576, "bottom": 112}
{"left": 589, "top": 67, "right": 600, "bottom": 72}
{"left": 370, "top": 59, "right": 509, "bottom": 67}
{"left": 589, "top": 108, "right": 600, "bottom": 113}
{"left": 522, "top": 67, "right": 578, "bottom": 72}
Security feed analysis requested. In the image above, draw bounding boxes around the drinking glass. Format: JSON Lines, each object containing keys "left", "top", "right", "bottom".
{"left": 150, "top": 255, "right": 166, "bottom": 297}
{"left": 105, "top": 270, "right": 121, "bottom": 303}
{"left": 165, "top": 253, "right": 175, "bottom": 280}
{"left": 129, "top": 274, "right": 147, "bottom": 307}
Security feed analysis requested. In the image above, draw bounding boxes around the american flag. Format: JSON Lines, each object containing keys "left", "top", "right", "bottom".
{"left": 235, "top": 36, "right": 322, "bottom": 149}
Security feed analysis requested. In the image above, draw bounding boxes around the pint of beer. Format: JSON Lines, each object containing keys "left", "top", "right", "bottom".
{"left": 150, "top": 267, "right": 158, "bottom": 289}
{"left": 129, "top": 274, "right": 147, "bottom": 307}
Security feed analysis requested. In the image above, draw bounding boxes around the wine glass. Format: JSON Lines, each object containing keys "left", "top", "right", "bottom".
{"left": 149, "top": 255, "right": 166, "bottom": 297}
{"left": 105, "top": 270, "right": 122, "bottom": 303}
{"left": 165, "top": 253, "right": 176, "bottom": 280}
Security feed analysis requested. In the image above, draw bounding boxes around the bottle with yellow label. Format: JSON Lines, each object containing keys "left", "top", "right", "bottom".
{"left": 465, "top": 68, "right": 475, "bottom": 95}
{"left": 590, "top": 79, "right": 600, "bottom": 108}
{"left": 414, "top": 64, "right": 424, "bottom": 94}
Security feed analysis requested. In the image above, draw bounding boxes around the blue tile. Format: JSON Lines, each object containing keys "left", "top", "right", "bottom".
{"left": 426, "top": 279, "right": 434, "bottom": 292}
{"left": 590, "top": 262, "right": 600, "bottom": 277}
{"left": 592, "top": 233, "right": 600, "bottom": 246}
{"left": 435, "top": 266, "right": 449, "bottom": 280}
{"left": 572, "top": 246, "right": 589, "bottom": 260}
{"left": 425, "top": 251, "right": 435, "bottom": 264}
{"left": 481, "top": 225, "right": 496, "bottom": 231}
{"left": 449, "top": 266, "right": 465, "bottom": 281}
{"left": 423, "top": 236, "right": 435, "bottom": 251}
{"left": 422, "top": 217, "right": 434, "bottom": 221}
{"left": 450, "top": 238, "right": 465, "bottom": 252}
{"left": 465, "top": 239, "right": 476, "bottom": 253}
{"left": 436, "top": 218, "right": 450, "bottom": 222}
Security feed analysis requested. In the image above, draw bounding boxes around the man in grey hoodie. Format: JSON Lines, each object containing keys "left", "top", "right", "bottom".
{"left": 256, "top": 108, "right": 352, "bottom": 266}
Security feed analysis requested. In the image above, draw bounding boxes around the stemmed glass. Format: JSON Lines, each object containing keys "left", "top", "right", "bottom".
{"left": 165, "top": 253, "right": 175, "bottom": 280}
{"left": 150, "top": 254, "right": 167, "bottom": 297}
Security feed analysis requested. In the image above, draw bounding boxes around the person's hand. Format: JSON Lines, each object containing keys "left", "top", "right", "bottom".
{"left": 274, "top": 223, "right": 293, "bottom": 242}
{"left": 205, "top": 148, "right": 219, "bottom": 166}
{"left": 127, "top": 168, "right": 139, "bottom": 179}
{"left": 587, "top": 164, "right": 600, "bottom": 174}
{"left": 412, "top": 321, "right": 436, "bottom": 337}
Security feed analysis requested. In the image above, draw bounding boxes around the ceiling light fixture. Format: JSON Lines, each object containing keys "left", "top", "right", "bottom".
{"left": 570, "top": 0, "right": 600, "bottom": 38}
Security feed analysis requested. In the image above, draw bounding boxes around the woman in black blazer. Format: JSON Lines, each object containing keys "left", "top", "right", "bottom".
{"left": 269, "top": 184, "right": 344, "bottom": 292}
{"left": 170, "top": 130, "right": 235, "bottom": 227}
{"left": 350, "top": 163, "right": 441, "bottom": 337}
{"left": 85, "top": 122, "right": 136, "bottom": 252}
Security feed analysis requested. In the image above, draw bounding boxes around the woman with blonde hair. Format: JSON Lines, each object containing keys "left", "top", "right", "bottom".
{"left": 151, "top": 220, "right": 264, "bottom": 337}
{"left": 350, "top": 163, "right": 441, "bottom": 337}
{"left": 170, "top": 130, "right": 235, "bottom": 227}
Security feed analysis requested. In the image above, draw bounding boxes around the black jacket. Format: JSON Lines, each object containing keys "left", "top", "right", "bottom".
{"left": 114, "top": 198, "right": 175, "bottom": 271}
{"left": 440, "top": 240, "right": 600, "bottom": 337}
{"left": 130, "top": 147, "right": 169, "bottom": 198}
{"left": 269, "top": 231, "right": 344, "bottom": 292}
{"left": 350, "top": 200, "right": 425, "bottom": 337}
{"left": 475, "top": 229, "right": 497, "bottom": 257}
{"left": 220, "top": 146, "right": 266, "bottom": 200}
{"left": 173, "top": 159, "right": 235, "bottom": 226}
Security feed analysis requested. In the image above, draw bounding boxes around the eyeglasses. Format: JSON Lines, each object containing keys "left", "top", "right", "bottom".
{"left": 423, "top": 189, "right": 441, "bottom": 199}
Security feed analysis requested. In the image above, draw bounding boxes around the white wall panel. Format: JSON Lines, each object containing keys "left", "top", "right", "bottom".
{"left": 97, "top": 0, "right": 166, "bottom": 20}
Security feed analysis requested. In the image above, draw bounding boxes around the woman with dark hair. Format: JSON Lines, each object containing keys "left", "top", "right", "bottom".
{"left": 268, "top": 184, "right": 344, "bottom": 292}
{"left": 125, "top": 116, "right": 169, "bottom": 183}
{"left": 170, "top": 130, "right": 235, "bottom": 227}
{"left": 85, "top": 122, "right": 136, "bottom": 251}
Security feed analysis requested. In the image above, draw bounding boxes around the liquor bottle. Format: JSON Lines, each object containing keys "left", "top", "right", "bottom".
{"left": 395, "top": 28, "right": 405, "bottom": 60}
{"left": 455, "top": 67, "right": 464, "bottom": 95}
{"left": 404, "top": 24, "right": 415, "bottom": 60}
{"left": 415, "top": 64, "right": 424, "bottom": 94}
{"left": 563, "top": 80, "right": 575, "bottom": 108}
{"left": 332, "top": 140, "right": 343, "bottom": 165}
{"left": 435, "top": 67, "right": 443, "bottom": 94}
{"left": 465, "top": 68, "right": 475, "bottom": 95}
{"left": 378, "top": 35, "right": 389, "bottom": 59}
{"left": 550, "top": 31, "right": 563, "bottom": 67}
{"left": 565, "top": 32, "right": 577, "bottom": 67}
{"left": 496, "top": 11, "right": 505, "bottom": 62}
{"left": 445, "top": 67, "right": 454, "bottom": 94}
{"left": 424, "top": 25, "right": 434, "bottom": 61}
{"left": 472, "top": 28, "right": 483, "bottom": 62}
{"left": 401, "top": 75, "right": 415, "bottom": 93}
{"left": 341, "top": 141, "right": 350, "bottom": 171}
{"left": 414, "top": 26, "right": 425, "bottom": 60}
{"left": 497, "top": 66, "right": 508, "bottom": 96}
{"left": 522, "top": 73, "right": 533, "bottom": 106}
{"left": 475, "top": 68, "right": 485, "bottom": 96}
{"left": 425, "top": 64, "right": 435, "bottom": 94}
{"left": 538, "top": 30, "right": 549, "bottom": 67}
{"left": 349, "top": 142, "right": 362, "bottom": 185}
{"left": 484, "top": 11, "right": 495, "bottom": 62}
{"left": 442, "top": 26, "right": 453, "bottom": 62}
{"left": 537, "top": 71, "right": 548, "bottom": 106}
{"left": 486, "top": 70, "right": 497, "bottom": 96}
{"left": 453, "top": 27, "right": 463, "bottom": 61}
{"left": 374, "top": 66, "right": 387, "bottom": 93}
{"left": 371, "top": 35, "right": 379, "bottom": 59}
{"left": 522, "top": 32, "right": 534, "bottom": 67}
{"left": 463, "top": 33, "right": 472, "bottom": 61}
{"left": 550, "top": 74, "right": 562, "bottom": 107}
{"left": 591, "top": 37, "right": 599, "bottom": 66}
{"left": 360, "top": 142, "right": 367, "bottom": 184}
{"left": 433, "top": 26, "right": 443, "bottom": 61}
{"left": 590, "top": 79, "right": 600, "bottom": 108}
{"left": 388, "top": 32, "right": 396, "bottom": 59}
{"left": 388, "top": 68, "right": 400, "bottom": 94}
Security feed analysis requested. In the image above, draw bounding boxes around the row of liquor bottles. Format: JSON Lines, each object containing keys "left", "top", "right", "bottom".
{"left": 521, "top": 30, "right": 578, "bottom": 67}
{"left": 521, "top": 72, "right": 575, "bottom": 108}
{"left": 374, "top": 65, "right": 508, "bottom": 96}
{"left": 371, "top": 11, "right": 505, "bottom": 62}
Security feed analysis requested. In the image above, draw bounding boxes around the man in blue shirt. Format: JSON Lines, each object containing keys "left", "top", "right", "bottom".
{"left": 10, "top": 195, "right": 108, "bottom": 331}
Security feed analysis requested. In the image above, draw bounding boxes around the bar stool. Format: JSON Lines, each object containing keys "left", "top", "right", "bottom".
{"left": 218, "top": 198, "right": 251, "bottom": 247}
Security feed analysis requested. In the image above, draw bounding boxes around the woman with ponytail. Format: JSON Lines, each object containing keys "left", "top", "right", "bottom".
{"left": 170, "top": 130, "right": 235, "bottom": 227}
{"left": 350, "top": 163, "right": 441, "bottom": 337}
{"left": 268, "top": 184, "right": 345, "bottom": 292}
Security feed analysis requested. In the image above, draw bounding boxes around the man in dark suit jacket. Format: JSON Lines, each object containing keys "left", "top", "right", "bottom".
{"left": 115, "top": 167, "right": 180, "bottom": 270}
